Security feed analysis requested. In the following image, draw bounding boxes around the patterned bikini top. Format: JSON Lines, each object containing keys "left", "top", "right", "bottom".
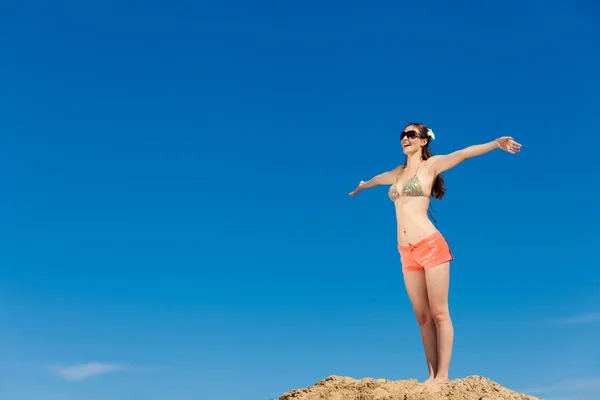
{"left": 388, "top": 162, "right": 430, "bottom": 202}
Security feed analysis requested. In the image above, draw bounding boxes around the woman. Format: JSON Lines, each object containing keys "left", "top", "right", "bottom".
{"left": 348, "top": 122, "right": 521, "bottom": 384}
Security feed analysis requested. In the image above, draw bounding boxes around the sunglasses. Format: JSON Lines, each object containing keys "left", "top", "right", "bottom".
{"left": 400, "top": 130, "right": 424, "bottom": 140}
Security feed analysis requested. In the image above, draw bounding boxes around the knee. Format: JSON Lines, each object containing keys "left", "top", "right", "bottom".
{"left": 415, "top": 311, "right": 433, "bottom": 327}
{"left": 430, "top": 306, "right": 451, "bottom": 323}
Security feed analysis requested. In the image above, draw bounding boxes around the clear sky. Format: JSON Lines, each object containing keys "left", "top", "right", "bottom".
{"left": 2, "top": 1, "right": 599, "bottom": 400}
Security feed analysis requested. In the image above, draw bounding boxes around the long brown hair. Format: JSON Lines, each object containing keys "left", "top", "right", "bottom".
{"left": 404, "top": 122, "right": 446, "bottom": 200}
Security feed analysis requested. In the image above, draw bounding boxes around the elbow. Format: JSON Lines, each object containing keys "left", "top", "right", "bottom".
{"left": 458, "top": 149, "right": 470, "bottom": 161}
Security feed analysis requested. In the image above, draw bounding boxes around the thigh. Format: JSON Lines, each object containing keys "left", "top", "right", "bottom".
{"left": 425, "top": 262, "right": 450, "bottom": 312}
{"left": 403, "top": 270, "right": 430, "bottom": 317}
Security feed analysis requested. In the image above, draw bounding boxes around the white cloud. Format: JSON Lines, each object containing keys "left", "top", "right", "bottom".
{"left": 49, "top": 362, "right": 127, "bottom": 381}
{"left": 523, "top": 378, "right": 600, "bottom": 394}
{"left": 549, "top": 312, "right": 600, "bottom": 324}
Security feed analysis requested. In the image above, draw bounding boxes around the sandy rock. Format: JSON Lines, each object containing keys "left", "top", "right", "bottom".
{"left": 279, "top": 375, "right": 541, "bottom": 400}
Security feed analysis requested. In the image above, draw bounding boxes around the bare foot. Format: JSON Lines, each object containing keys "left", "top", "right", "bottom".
{"left": 430, "top": 376, "right": 449, "bottom": 384}
{"left": 423, "top": 376, "right": 435, "bottom": 384}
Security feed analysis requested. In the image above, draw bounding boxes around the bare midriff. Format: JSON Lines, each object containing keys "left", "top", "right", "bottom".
{"left": 394, "top": 196, "right": 438, "bottom": 246}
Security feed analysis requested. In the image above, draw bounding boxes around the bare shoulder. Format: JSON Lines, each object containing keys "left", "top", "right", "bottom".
{"left": 422, "top": 157, "right": 438, "bottom": 171}
{"left": 392, "top": 163, "right": 406, "bottom": 174}
{"left": 390, "top": 163, "right": 406, "bottom": 179}
{"left": 425, "top": 155, "right": 440, "bottom": 164}
{"left": 377, "top": 163, "right": 405, "bottom": 185}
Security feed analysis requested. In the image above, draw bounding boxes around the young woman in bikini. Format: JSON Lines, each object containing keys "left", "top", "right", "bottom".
{"left": 348, "top": 122, "right": 521, "bottom": 384}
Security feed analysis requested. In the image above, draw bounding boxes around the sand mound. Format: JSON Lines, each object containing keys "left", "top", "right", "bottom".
{"left": 279, "top": 375, "right": 541, "bottom": 400}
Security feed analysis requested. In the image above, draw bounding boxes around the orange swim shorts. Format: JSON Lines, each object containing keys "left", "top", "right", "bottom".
{"left": 398, "top": 231, "right": 454, "bottom": 272}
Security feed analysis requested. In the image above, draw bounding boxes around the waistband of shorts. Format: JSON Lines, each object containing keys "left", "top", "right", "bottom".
{"left": 398, "top": 230, "right": 443, "bottom": 250}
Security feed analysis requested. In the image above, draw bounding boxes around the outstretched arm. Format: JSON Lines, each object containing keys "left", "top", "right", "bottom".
{"left": 430, "top": 136, "right": 521, "bottom": 175}
{"left": 349, "top": 164, "right": 404, "bottom": 196}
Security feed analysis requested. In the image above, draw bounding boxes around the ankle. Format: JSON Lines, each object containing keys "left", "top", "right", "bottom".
{"left": 435, "top": 373, "right": 448, "bottom": 380}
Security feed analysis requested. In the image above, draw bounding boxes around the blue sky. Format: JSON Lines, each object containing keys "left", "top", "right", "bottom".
{"left": 1, "top": 1, "right": 599, "bottom": 399}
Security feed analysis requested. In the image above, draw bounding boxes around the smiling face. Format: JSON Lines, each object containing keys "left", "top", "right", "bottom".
{"left": 400, "top": 125, "right": 428, "bottom": 155}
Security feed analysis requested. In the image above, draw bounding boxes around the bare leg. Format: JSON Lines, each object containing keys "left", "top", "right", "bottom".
{"left": 403, "top": 270, "right": 438, "bottom": 382}
{"left": 425, "top": 262, "right": 452, "bottom": 383}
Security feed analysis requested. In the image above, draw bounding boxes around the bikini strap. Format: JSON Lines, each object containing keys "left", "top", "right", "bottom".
{"left": 415, "top": 160, "right": 423, "bottom": 173}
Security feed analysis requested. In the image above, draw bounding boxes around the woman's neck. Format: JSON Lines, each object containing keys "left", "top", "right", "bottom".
{"left": 405, "top": 152, "right": 422, "bottom": 170}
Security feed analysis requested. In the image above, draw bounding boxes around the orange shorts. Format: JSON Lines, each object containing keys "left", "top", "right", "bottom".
{"left": 398, "top": 231, "right": 453, "bottom": 272}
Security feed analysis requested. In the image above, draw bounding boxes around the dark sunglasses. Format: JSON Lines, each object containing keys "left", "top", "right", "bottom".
{"left": 400, "top": 130, "right": 423, "bottom": 140}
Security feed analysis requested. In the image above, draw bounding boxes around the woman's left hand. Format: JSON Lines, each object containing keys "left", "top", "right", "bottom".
{"left": 496, "top": 137, "right": 522, "bottom": 154}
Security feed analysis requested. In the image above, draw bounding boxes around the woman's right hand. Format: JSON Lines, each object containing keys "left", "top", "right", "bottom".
{"left": 348, "top": 181, "right": 366, "bottom": 196}
{"left": 495, "top": 136, "right": 522, "bottom": 154}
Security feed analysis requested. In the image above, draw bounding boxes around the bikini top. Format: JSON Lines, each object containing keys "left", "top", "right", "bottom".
{"left": 388, "top": 162, "right": 430, "bottom": 202}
